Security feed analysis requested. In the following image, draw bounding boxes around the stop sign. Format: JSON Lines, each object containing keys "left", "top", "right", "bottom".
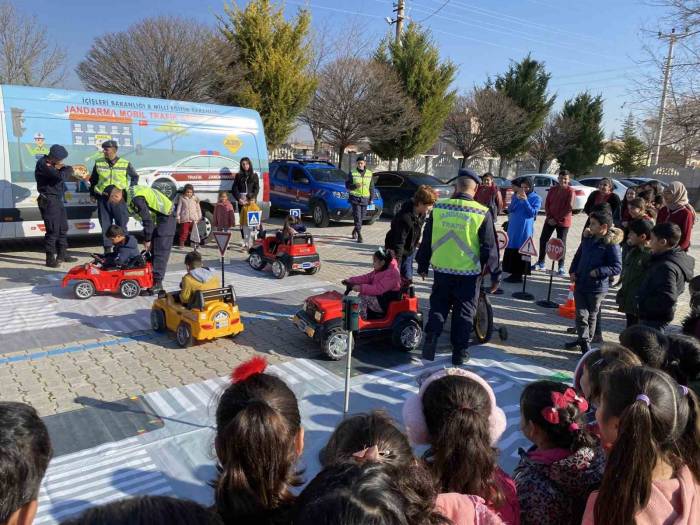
{"left": 546, "top": 238, "right": 565, "bottom": 261}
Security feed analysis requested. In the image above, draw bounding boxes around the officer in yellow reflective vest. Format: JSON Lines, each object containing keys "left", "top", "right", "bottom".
{"left": 345, "top": 154, "right": 375, "bottom": 243}
{"left": 416, "top": 169, "right": 499, "bottom": 365}
{"left": 105, "top": 184, "right": 175, "bottom": 292}
{"left": 89, "top": 140, "right": 138, "bottom": 254}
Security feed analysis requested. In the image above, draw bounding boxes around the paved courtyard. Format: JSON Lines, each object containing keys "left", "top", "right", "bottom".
{"left": 0, "top": 211, "right": 697, "bottom": 415}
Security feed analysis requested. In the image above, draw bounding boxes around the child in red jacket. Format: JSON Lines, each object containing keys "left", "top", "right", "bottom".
{"left": 343, "top": 248, "right": 401, "bottom": 319}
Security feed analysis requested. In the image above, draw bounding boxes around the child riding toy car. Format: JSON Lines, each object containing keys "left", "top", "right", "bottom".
{"left": 293, "top": 281, "right": 423, "bottom": 360}
{"left": 61, "top": 253, "right": 154, "bottom": 300}
{"left": 150, "top": 285, "right": 245, "bottom": 347}
{"left": 248, "top": 228, "right": 320, "bottom": 279}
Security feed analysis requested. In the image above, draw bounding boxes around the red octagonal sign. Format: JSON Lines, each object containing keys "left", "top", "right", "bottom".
{"left": 546, "top": 238, "right": 565, "bottom": 261}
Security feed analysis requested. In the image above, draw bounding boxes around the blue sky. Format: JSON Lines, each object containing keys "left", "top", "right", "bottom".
{"left": 23, "top": 0, "right": 668, "bottom": 138}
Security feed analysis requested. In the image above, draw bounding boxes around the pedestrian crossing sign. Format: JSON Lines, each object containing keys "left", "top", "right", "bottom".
{"left": 290, "top": 209, "right": 301, "bottom": 218}
{"left": 247, "top": 211, "right": 261, "bottom": 227}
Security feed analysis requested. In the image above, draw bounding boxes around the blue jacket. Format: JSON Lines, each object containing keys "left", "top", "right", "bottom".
{"left": 506, "top": 191, "right": 541, "bottom": 249}
{"left": 569, "top": 228, "right": 623, "bottom": 293}
{"left": 104, "top": 235, "right": 141, "bottom": 268}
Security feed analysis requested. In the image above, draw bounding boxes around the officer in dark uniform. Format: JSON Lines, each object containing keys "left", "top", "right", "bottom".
{"left": 104, "top": 184, "right": 175, "bottom": 292}
{"left": 345, "top": 155, "right": 375, "bottom": 243}
{"left": 416, "top": 169, "right": 499, "bottom": 365}
{"left": 90, "top": 140, "right": 138, "bottom": 253}
{"left": 35, "top": 145, "right": 81, "bottom": 267}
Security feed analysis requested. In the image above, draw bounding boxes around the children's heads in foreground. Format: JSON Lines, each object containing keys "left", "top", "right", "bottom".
{"left": 588, "top": 210, "right": 613, "bottom": 237}
{"left": 575, "top": 344, "right": 642, "bottom": 405}
{"left": 59, "top": 496, "right": 223, "bottom": 525}
{"left": 214, "top": 357, "right": 303, "bottom": 524}
{"left": 626, "top": 219, "right": 652, "bottom": 247}
{"left": 373, "top": 247, "right": 394, "bottom": 272}
{"left": 184, "top": 251, "right": 203, "bottom": 271}
{"left": 403, "top": 368, "right": 507, "bottom": 506}
{"left": 520, "top": 380, "right": 597, "bottom": 451}
{"left": 650, "top": 222, "right": 681, "bottom": 254}
{"left": 0, "top": 402, "right": 52, "bottom": 525}
{"left": 593, "top": 366, "right": 700, "bottom": 524}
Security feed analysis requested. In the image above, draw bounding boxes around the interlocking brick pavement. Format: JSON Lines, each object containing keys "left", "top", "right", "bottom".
{"left": 0, "top": 211, "right": 697, "bottom": 415}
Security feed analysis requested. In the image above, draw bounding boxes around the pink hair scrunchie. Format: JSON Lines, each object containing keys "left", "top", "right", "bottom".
{"left": 402, "top": 368, "right": 507, "bottom": 446}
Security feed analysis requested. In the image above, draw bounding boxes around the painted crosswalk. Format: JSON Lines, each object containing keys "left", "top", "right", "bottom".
{"left": 0, "top": 261, "right": 327, "bottom": 337}
{"left": 35, "top": 351, "right": 566, "bottom": 524}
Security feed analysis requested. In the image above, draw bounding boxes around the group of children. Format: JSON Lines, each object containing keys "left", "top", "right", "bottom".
{"left": 4, "top": 346, "right": 699, "bottom": 525}
{"left": 566, "top": 186, "right": 696, "bottom": 353}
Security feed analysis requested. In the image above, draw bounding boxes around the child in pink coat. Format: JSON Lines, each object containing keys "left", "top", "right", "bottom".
{"left": 343, "top": 248, "right": 401, "bottom": 319}
{"left": 213, "top": 191, "right": 235, "bottom": 232}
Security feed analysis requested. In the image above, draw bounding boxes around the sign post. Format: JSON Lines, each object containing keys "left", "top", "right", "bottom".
{"left": 537, "top": 238, "right": 565, "bottom": 308}
{"left": 247, "top": 210, "right": 262, "bottom": 244}
{"left": 342, "top": 295, "right": 360, "bottom": 416}
{"left": 513, "top": 236, "right": 537, "bottom": 301}
{"left": 213, "top": 231, "right": 232, "bottom": 287}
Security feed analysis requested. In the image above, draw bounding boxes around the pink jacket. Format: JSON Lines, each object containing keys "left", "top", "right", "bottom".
{"left": 346, "top": 259, "right": 401, "bottom": 296}
{"left": 175, "top": 195, "right": 202, "bottom": 223}
{"left": 582, "top": 465, "right": 700, "bottom": 525}
{"left": 436, "top": 493, "right": 505, "bottom": 525}
{"left": 213, "top": 200, "right": 235, "bottom": 230}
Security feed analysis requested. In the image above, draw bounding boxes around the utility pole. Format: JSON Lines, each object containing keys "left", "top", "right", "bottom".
{"left": 396, "top": 0, "right": 405, "bottom": 45}
{"left": 653, "top": 28, "right": 676, "bottom": 166}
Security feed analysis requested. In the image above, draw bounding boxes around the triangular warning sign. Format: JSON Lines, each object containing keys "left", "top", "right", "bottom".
{"left": 213, "top": 231, "right": 232, "bottom": 256}
{"left": 518, "top": 236, "right": 538, "bottom": 257}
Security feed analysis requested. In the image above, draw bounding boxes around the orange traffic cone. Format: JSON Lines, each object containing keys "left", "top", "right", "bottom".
{"left": 558, "top": 282, "right": 576, "bottom": 319}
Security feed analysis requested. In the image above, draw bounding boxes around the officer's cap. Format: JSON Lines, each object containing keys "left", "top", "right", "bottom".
{"left": 34, "top": 132, "right": 45, "bottom": 140}
{"left": 456, "top": 168, "right": 481, "bottom": 185}
{"left": 102, "top": 140, "right": 119, "bottom": 149}
{"left": 356, "top": 154, "right": 366, "bottom": 163}
{"left": 48, "top": 144, "right": 68, "bottom": 161}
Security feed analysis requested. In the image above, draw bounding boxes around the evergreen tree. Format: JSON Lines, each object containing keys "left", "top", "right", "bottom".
{"left": 213, "top": 0, "right": 316, "bottom": 149}
{"left": 492, "top": 55, "right": 555, "bottom": 169}
{"left": 556, "top": 92, "right": 604, "bottom": 176}
{"left": 610, "top": 113, "right": 648, "bottom": 175}
{"left": 371, "top": 23, "right": 457, "bottom": 168}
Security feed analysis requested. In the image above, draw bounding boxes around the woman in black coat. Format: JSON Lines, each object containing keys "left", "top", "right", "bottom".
{"left": 232, "top": 157, "right": 259, "bottom": 206}
{"left": 583, "top": 177, "right": 621, "bottom": 228}
{"left": 384, "top": 185, "right": 437, "bottom": 280}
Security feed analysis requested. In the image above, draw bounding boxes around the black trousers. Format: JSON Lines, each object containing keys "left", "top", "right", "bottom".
{"left": 352, "top": 203, "right": 366, "bottom": 233}
{"left": 97, "top": 196, "right": 129, "bottom": 250}
{"left": 423, "top": 272, "right": 480, "bottom": 361}
{"left": 152, "top": 214, "right": 176, "bottom": 283}
{"left": 38, "top": 195, "right": 68, "bottom": 255}
{"left": 537, "top": 222, "right": 569, "bottom": 267}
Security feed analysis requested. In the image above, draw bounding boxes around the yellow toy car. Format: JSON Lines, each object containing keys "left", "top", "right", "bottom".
{"left": 151, "top": 285, "right": 244, "bottom": 347}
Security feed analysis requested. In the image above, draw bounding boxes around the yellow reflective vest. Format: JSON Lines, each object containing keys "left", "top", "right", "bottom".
{"left": 94, "top": 157, "right": 130, "bottom": 193}
{"left": 349, "top": 169, "right": 373, "bottom": 199}
{"left": 430, "top": 198, "right": 487, "bottom": 275}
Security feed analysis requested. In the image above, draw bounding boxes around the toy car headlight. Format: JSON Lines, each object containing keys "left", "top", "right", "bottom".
{"left": 314, "top": 311, "right": 322, "bottom": 321}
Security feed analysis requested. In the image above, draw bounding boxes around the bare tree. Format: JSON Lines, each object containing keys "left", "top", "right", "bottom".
{"left": 0, "top": 2, "right": 65, "bottom": 86}
{"left": 305, "top": 57, "right": 418, "bottom": 167}
{"left": 442, "top": 88, "right": 529, "bottom": 168}
{"left": 300, "top": 19, "right": 378, "bottom": 154}
{"left": 77, "top": 17, "right": 216, "bottom": 101}
{"left": 528, "top": 114, "right": 582, "bottom": 172}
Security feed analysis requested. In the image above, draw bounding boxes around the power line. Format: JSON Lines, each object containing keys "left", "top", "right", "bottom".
{"left": 416, "top": 0, "right": 451, "bottom": 23}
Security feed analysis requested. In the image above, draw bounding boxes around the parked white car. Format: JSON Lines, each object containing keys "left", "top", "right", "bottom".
{"left": 578, "top": 176, "right": 630, "bottom": 201}
{"left": 514, "top": 174, "right": 594, "bottom": 213}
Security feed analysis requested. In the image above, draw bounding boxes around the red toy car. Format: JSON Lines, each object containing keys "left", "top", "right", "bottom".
{"left": 248, "top": 231, "right": 320, "bottom": 279}
{"left": 62, "top": 254, "right": 154, "bottom": 300}
{"left": 293, "top": 283, "right": 423, "bottom": 360}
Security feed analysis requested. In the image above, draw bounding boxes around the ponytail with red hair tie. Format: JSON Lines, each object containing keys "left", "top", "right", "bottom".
{"left": 231, "top": 356, "right": 268, "bottom": 383}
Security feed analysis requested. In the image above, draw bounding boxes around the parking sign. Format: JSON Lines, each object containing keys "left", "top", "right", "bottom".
{"left": 290, "top": 209, "right": 301, "bottom": 218}
{"left": 247, "top": 211, "right": 261, "bottom": 227}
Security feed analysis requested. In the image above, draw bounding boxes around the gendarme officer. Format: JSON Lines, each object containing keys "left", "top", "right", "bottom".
{"left": 416, "top": 169, "right": 499, "bottom": 365}
{"left": 345, "top": 154, "right": 375, "bottom": 243}
{"left": 35, "top": 145, "right": 83, "bottom": 267}
{"left": 104, "top": 184, "right": 175, "bottom": 292}
{"left": 90, "top": 140, "right": 138, "bottom": 254}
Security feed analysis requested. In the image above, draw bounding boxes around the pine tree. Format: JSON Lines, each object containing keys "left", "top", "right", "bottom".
{"left": 492, "top": 55, "right": 555, "bottom": 170}
{"left": 213, "top": 0, "right": 317, "bottom": 150}
{"left": 370, "top": 23, "right": 457, "bottom": 168}
{"left": 610, "top": 114, "right": 648, "bottom": 175}
{"left": 556, "top": 92, "right": 605, "bottom": 176}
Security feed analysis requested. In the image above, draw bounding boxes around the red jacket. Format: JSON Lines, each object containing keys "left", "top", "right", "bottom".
{"left": 544, "top": 186, "right": 575, "bottom": 227}
{"left": 657, "top": 205, "right": 695, "bottom": 251}
{"left": 475, "top": 185, "right": 504, "bottom": 217}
